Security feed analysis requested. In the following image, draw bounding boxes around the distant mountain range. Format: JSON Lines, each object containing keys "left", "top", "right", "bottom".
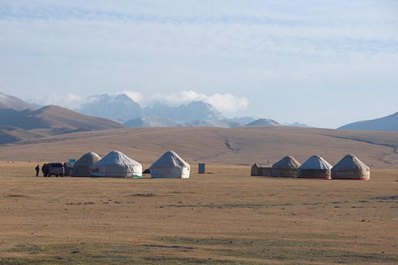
{"left": 1, "top": 90, "right": 397, "bottom": 147}
{"left": 0, "top": 91, "right": 311, "bottom": 130}
{"left": 0, "top": 91, "right": 314, "bottom": 144}
{"left": 76, "top": 93, "right": 252, "bottom": 128}
{"left": 0, "top": 93, "right": 123, "bottom": 144}
{"left": 76, "top": 93, "right": 309, "bottom": 129}
{"left": 339, "top": 112, "right": 398, "bottom": 132}
{"left": 77, "top": 94, "right": 229, "bottom": 126}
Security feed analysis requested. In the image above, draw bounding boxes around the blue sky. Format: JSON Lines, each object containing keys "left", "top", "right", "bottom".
{"left": 1, "top": 1, "right": 397, "bottom": 128}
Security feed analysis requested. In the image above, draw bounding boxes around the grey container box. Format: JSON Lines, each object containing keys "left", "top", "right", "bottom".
{"left": 198, "top": 163, "right": 206, "bottom": 174}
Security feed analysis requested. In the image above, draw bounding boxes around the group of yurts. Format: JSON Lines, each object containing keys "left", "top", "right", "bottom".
{"left": 54, "top": 149, "right": 370, "bottom": 180}
{"left": 68, "top": 150, "right": 190, "bottom": 179}
{"left": 251, "top": 154, "right": 370, "bottom": 180}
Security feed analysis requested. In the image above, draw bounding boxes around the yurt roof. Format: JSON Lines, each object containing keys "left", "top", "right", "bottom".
{"left": 94, "top": 150, "right": 141, "bottom": 167}
{"left": 299, "top": 155, "right": 332, "bottom": 170}
{"left": 333, "top": 154, "right": 369, "bottom": 171}
{"left": 272, "top": 156, "right": 301, "bottom": 169}
{"left": 74, "top": 152, "right": 101, "bottom": 167}
{"left": 151, "top": 150, "right": 189, "bottom": 169}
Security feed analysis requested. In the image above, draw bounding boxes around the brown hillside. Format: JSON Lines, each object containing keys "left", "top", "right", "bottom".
{"left": 0, "top": 105, "right": 123, "bottom": 131}
{"left": 0, "top": 126, "right": 47, "bottom": 144}
{"left": 0, "top": 127, "right": 397, "bottom": 168}
{"left": 22, "top": 105, "right": 124, "bottom": 130}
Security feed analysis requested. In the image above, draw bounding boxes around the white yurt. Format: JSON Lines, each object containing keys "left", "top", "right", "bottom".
{"left": 271, "top": 156, "right": 301, "bottom": 178}
{"left": 297, "top": 155, "right": 332, "bottom": 179}
{"left": 90, "top": 150, "right": 142, "bottom": 178}
{"left": 150, "top": 151, "right": 190, "bottom": 179}
{"left": 331, "top": 154, "right": 370, "bottom": 180}
{"left": 71, "top": 152, "right": 102, "bottom": 177}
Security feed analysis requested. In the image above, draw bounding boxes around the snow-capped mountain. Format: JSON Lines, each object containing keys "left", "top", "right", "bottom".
{"left": 143, "top": 101, "right": 225, "bottom": 123}
{"left": 77, "top": 93, "right": 142, "bottom": 123}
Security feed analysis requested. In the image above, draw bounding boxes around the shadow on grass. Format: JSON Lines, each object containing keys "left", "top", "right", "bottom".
{"left": 159, "top": 237, "right": 398, "bottom": 264}
{"left": 1, "top": 242, "right": 245, "bottom": 265}
{"left": 2, "top": 238, "right": 398, "bottom": 265}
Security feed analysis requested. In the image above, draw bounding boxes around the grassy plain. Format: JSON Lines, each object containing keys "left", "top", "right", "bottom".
{"left": 0, "top": 127, "right": 397, "bottom": 264}
{"left": 1, "top": 162, "right": 397, "bottom": 264}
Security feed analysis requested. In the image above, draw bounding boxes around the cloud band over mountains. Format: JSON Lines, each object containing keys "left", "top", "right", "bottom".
{"left": 38, "top": 90, "right": 249, "bottom": 116}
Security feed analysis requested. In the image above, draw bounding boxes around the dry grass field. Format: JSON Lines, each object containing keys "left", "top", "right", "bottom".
{"left": 0, "top": 127, "right": 397, "bottom": 167}
{"left": 0, "top": 127, "right": 397, "bottom": 264}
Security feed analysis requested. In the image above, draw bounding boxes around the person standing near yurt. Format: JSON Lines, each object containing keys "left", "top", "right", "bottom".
{"left": 331, "top": 154, "right": 370, "bottom": 180}
{"left": 35, "top": 164, "right": 40, "bottom": 177}
{"left": 150, "top": 150, "right": 190, "bottom": 179}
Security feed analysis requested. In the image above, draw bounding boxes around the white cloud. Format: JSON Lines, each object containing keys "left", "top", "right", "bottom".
{"left": 32, "top": 90, "right": 248, "bottom": 115}
{"left": 144, "top": 90, "right": 248, "bottom": 115}
{"left": 37, "top": 93, "right": 84, "bottom": 109}
{"left": 144, "top": 90, "right": 206, "bottom": 106}
{"left": 206, "top": 93, "right": 249, "bottom": 115}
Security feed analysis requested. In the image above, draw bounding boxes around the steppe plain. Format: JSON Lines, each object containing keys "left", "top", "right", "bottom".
{"left": 0, "top": 127, "right": 397, "bottom": 264}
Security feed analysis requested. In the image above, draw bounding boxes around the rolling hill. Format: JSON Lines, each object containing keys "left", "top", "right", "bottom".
{"left": 0, "top": 105, "right": 123, "bottom": 131}
{"left": 0, "top": 126, "right": 49, "bottom": 145}
{"left": 339, "top": 111, "right": 398, "bottom": 132}
{"left": 0, "top": 126, "right": 397, "bottom": 168}
{"left": 0, "top": 105, "right": 124, "bottom": 144}
{"left": 29, "top": 105, "right": 124, "bottom": 131}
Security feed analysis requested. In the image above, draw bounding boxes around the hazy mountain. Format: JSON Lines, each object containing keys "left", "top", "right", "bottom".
{"left": 339, "top": 112, "right": 398, "bottom": 132}
{"left": 285, "top": 122, "right": 310, "bottom": 128}
{"left": 228, "top": 116, "right": 257, "bottom": 126}
{"left": 125, "top": 116, "right": 180, "bottom": 128}
{"left": 144, "top": 101, "right": 225, "bottom": 123}
{"left": 0, "top": 105, "right": 123, "bottom": 131}
{"left": 188, "top": 119, "right": 233, "bottom": 128}
{"left": 229, "top": 117, "right": 308, "bottom": 128}
{"left": 78, "top": 93, "right": 142, "bottom": 123}
{"left": 0, "top": 92, "right": 33, "bottom": 110}
{"left": 245, "top": 118, "right": 281, "bottom": 127}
